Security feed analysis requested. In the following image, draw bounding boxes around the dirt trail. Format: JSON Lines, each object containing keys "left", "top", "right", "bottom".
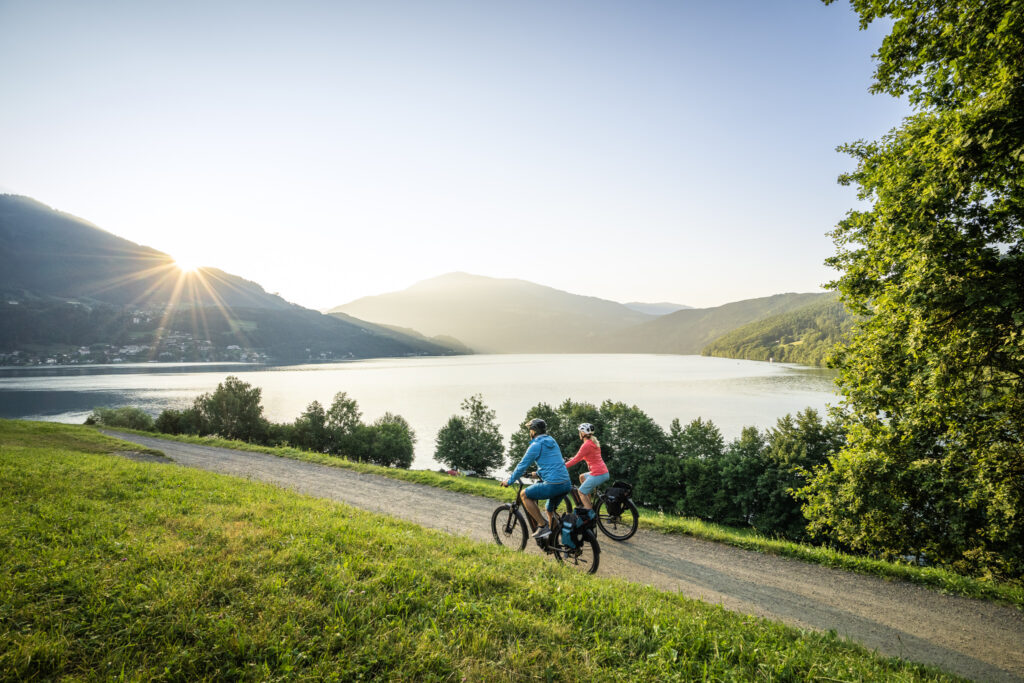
{"left": 105, "top": 431, "right": 1024, "bottom": 682}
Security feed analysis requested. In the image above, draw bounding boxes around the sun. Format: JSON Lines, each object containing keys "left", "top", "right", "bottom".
{"left": 173, "top": 256, "right": 202, "bottom": 273}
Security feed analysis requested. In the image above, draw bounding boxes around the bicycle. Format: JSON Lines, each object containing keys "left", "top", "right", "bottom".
{"left": 490, "top": 480, "right": 600, "bottom": 574}
{"left": 558, "top": 480, "right": 639, "bottom": 542}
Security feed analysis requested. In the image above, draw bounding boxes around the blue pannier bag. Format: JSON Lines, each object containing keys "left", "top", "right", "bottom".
{"left": 560, "top": 510, "right": 593, "bottom": 548}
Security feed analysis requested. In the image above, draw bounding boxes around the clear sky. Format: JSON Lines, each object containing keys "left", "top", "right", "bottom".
{"left": 0, "top": 0, "right": 908, "bottom": 310}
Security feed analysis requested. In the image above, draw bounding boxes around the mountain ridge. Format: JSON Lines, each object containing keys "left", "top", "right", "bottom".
{"left": 331, "top": 272, "right": 831, "bottom": 356}
{"left": 595, "top": 292, "right": 832, "bottom": 354}
{"left": 330, "top": 272, "right": 656, "bottom": 353}
{"left": 3, "top": 194, "right": 836, "bottom": 364}
{"left": 0, "top": 195, "right": 461, "bottom": 363}
{"left": 701, "top": 295, "right": 854, "bottom": 366}
{"left": 623, "top": 301, "right": 692, "bottom": 315}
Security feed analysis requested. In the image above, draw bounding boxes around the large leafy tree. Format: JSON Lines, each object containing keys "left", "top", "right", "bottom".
{"left": 292, "top": 400, "right": 329, "bottom": 452}
{"left": 804, "top": 1, "right": 1024, "bottom": 578}
{"left": 194, "top": 375, "right": 268, "bottom": 442}
{"left": 599, "top": 400, "right": 672, "bottom": 482}
{"left": 370, "top": 412, "right": 416, "bottom": 469}
{"left": 760, "top": 410, "right": 844, "bottom": 541}
{"left": 434, "top": 395, "right": 505, "bottom": 476}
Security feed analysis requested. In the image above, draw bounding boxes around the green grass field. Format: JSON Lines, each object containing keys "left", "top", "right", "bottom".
{"left": 0, "top": 420, "right": 958, "bottom": 681}
{"left": 102, "top": 427, "right": 1024, "bottom": 608}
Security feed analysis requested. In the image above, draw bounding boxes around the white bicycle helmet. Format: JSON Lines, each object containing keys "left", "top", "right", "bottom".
{"left": 578, "top": 423, "right": 595, "bottom": 435}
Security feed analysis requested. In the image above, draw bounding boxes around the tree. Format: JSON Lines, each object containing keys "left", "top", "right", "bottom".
{"left": 807, "top": 1, "right": 1024, "bottom": 578}
{"left": 326, "top": 392, "right": 361, "bottom": 436}
{"left": 599, "top": 400, "right": 671, "bottom": 483}
{"left": 759, "top": 410, "right": 844, "bottom": 540}
{"left": 370, "top": 412, "right": 416, "bottom": 468}
{"left": 671, "top": 417, "right": 725, "bottom": 460}
{"left": 292, "top": 400, "right": 329, "bottom": 452}
{"left": 636, "top": 452, "right": 686, "bottom": 512}
{"left": 322, "top": 392, "right": 363, "bottom": 456}
{"left": 434, "top": 394, "right": 504, "bottom": 475}
{"left": 717, "top": 427, "right": 769, "bottom": 527}
{"left": 193, "top": 376, "right": 268, "bottom": 442}
{"left": 367, "top": 422, "right": 415, "bottom": 468}
{"left": 670, "top": 418, "right": 727, "bottom": 519}
{"left": 435, "top": 416, "right": 471, "bottom": 471}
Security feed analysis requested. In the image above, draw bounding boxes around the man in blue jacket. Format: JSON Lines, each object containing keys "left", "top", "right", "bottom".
{"left": 501, "top": 418, "right": 571, "bottom": 539}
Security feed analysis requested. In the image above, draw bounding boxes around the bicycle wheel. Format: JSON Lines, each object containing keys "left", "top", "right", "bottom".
{"left": 491, "top": 504, "right": 528, "bottom": 551}
{"left": 595, "top": 498, "right": 639, "bottom": 541}
{"left": 553, "top": 530, "right": 600, "bottom": 574}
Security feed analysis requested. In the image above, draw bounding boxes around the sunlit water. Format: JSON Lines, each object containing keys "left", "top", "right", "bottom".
{"left": 0, "top": 354, "right": 838, "bottom": 470}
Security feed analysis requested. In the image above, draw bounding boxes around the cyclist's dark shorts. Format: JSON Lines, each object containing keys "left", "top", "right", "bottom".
{"left": 524, "top": 481, "right": 572, "bottom": 511}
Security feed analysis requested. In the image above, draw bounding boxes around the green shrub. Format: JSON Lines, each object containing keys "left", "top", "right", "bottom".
{"left": 154, "top": 407, "right": 202, "bottom": 434}
{"left": 84, "top": 406, "right": 155, "bottom": 431}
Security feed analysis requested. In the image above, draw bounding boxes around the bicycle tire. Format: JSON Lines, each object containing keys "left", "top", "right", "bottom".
{"left": 491, "top": 504, "right": 528, "bottom": 551}
{"left": 553, "top": 530, "right": 600, "bottom": 574}
{"left": 595, "top": 498, "right": 639, "bottom": 541}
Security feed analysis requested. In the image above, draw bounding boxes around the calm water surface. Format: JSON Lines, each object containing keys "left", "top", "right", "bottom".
{"left": 0, "top": 354, "right": 838, "bottom": 470}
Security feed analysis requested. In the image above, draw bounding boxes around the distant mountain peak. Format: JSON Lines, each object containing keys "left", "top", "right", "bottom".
{"left": 623, "top": 301, "right": 692, "bottom": 316}
{"left": 329, "top": 272, "right": 656, "bottom": 353}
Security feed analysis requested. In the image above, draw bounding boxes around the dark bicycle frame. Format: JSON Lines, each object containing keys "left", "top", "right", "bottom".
{"left": 497, "top": 480, "right": 600, "bottom": 568}
{"left": 557, "top": 481, "right": 639, "bottom": 542}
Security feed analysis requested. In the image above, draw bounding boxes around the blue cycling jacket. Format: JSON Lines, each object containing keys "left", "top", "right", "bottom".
{"left": 507, "top": 434, "right": 570, "bottom": 485}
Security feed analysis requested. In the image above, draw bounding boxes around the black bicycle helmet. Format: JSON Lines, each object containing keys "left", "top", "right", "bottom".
{"left": 527, "top": 418, "right": 547, "bottom": 433}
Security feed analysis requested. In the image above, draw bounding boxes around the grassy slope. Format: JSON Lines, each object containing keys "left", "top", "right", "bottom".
{"left": 1, "top": 421, "right": 954, "bottom": 681}
{"left": 100, "top": 427, "right": 1024, "bottom": 608}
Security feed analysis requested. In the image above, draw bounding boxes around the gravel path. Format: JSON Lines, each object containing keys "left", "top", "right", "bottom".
{"left": 105, "top": 431, "right": 1024, "bottom": 682}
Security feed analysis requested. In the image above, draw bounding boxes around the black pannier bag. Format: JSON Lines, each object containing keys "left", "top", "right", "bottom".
{"left": 603, "top": 480, "right": 633, "bottom": 516}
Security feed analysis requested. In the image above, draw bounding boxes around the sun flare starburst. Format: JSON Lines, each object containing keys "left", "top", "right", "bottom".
{"left": 174, "top": 257, "right": 201, "bottom": 273}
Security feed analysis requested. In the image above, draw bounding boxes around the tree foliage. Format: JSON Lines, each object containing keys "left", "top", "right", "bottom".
{"left": 806, "top": 1, "right": 1024, "bottom": 579}
{"left": 511, "top": 400, "right": 843, "bottom": 541}
{"left": 369, "top": 412, "right": 417, "bottom": 469}
{"left": 291, "top": 400, "right": 329, "bottom": 453}
{"left": 326, "top": 392, "right": 362, "bottom": 438}
{"left": 150, "top": 378, "right": 416, "bottom": 468}
{"left": 434, "top": 394, "right": 505, "bottom": 475}
{"left": 193, "top": 376, "right": 269, "bottom": 442}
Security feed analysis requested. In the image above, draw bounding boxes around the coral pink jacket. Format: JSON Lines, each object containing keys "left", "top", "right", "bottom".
{"left": 565, "top": 439, "right": 608, "bottom": 476}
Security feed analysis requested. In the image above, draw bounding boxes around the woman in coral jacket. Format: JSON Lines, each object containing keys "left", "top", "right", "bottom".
{"left": 564, "top": 422, "right": 609, "bottom": 516}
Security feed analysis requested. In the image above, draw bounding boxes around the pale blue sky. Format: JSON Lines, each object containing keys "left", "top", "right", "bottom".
{"left": 0, "top": 1, "right": 907, "bottom": 309}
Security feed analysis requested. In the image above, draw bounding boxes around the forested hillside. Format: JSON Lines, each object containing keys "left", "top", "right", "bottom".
{"left": 596, "top": 292, "right": 830, "bottom": 354}
{"left": 701, "top": 296, "right": 854, "bottom": 366}
{"left": 0, "top": 196, "right": 291, "bottom": 309}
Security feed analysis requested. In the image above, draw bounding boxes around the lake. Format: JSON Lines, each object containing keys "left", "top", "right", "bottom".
{"left": 0, "top": 354, "right": 838, "bottom": 470}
